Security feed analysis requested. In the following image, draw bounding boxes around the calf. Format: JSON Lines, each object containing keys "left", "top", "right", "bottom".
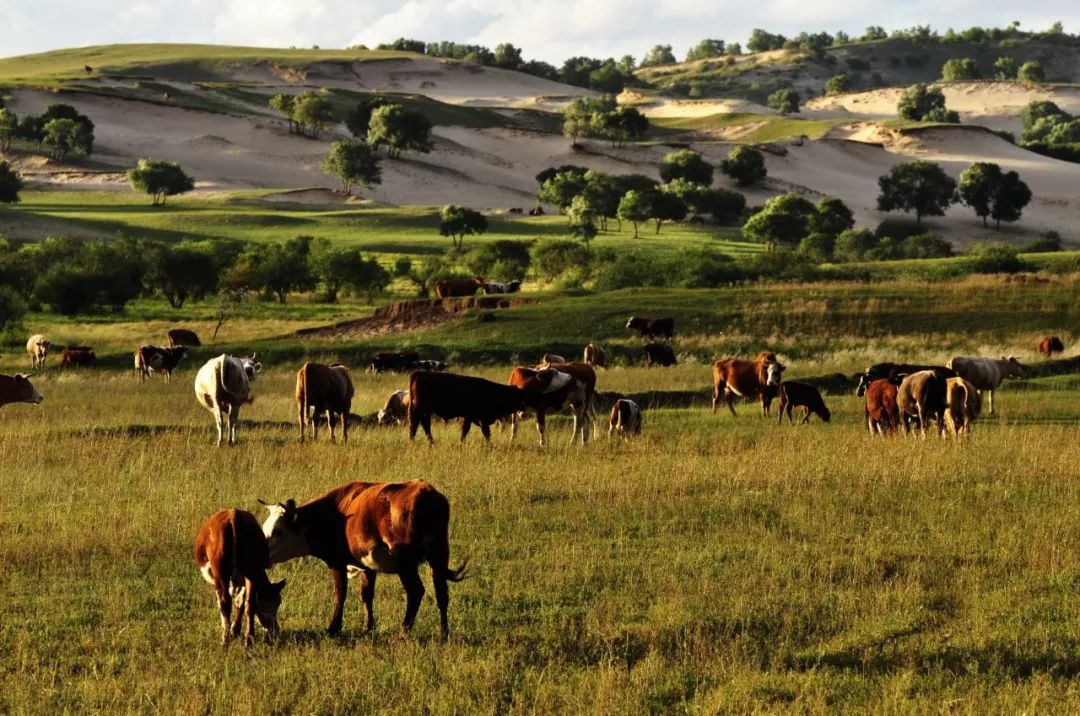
{"left": 1038, "top": 336, "right": 1064, "bottom": 359}
{"left": 26, "top": 334, "right": 49, "bottom": 370}
{"left": 712, "top": 352, "right": 784, "bottom": 417}
{"left": 644, "top": 343, "right": 676, "bottom": 367}
{"left": 608, "top": 399, "right": 642, "bottom": 440}
{"left": 776, "top": 382, "right": 830, "bottom": 424}
{"left": 412, "top": 359, "right": 447, "bottom": 372}
{"left": 369, "top": 351, "right": 420, "bottom": 374}
{"left": 626, "top": 316, "right": 674, "bottom": 340}
{"left": 60, "top": 346, "right": 95, "bottom": 369}
{"left": 944, "top": 377, "right": 982, "bottom": 438}
{"left": 194, "top": 509, "right": 285, "bottom": 647}
{"left": 134, "top": 345, "right": 188, "bottom": 383}
{"left": 0, "top": 373, "right": 44, "bottom": 409}
{"left": 896, "top": 370, "right": 948, "bottom": 437}
{"left": 863, "top": 378, "right": 899, "bottom": 437}
{"left": 296, "top": 362, "right": 354, "bottom": 443}
{"left": 583, "top": 342, "right": 606, "bottom": 368}
{"left": 168, "top": 328, "right": 202, "bottom": 347}
{"left": 377, "top": 389, "right": 410, "bottom": 425}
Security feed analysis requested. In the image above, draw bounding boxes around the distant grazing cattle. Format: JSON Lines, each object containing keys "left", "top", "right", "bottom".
{"left": 409, "top": 369, "right": 565, "bottom": 444}
{"left": 412, "top": 359, "right": 447, "bottom": 372}
{"left": 194, "top": 509, "right": 285, "bottom": 647}
{"left": 539, "top": 353, "right": 566, "bottom": 365}
{"left": 864, "top": 378, "right": 899, "bottom": 437}
{"left": 60, "top": 346, "right": 95, "bottom": 369}
{"left": 947, "top": 356, "right": 1023, "bottom": 414}
{"left": 168, "top": 328, "right": 202, "bottom": 347}
{"left": 434, "top": 278, "right": 484, "bottom": 298}
{"left": 776, "top": 382, "right": 830, "bottom": 424}
{"left": 855, "top": 363, "right": 955, "bottom": 396}
{"left": 626, "top": 316, "right": 674, "bottom": 340}
{"left": 368, "top": 351, "right": 421, "bottom": 373}
{"left": 688, "top": 215, "right": 706, "bottom": 224}
{"left": 896, "top": 370, "right": 948, "bottom": 437}
{"left": 608, "top": 399, "right": 642, "bottom": 440}
{"left": 508, "top": 207, "right": 524, "bottom": 214}
{"left": 260, "top": 480, "right": 467, "bottom": 639}
{"left": 945, "top": 377, "right": 982, "bottom": 438}
{"left": 1038, "top": 336, "right": 1064, "bottom": 359}
{"left": 194, "top": 354, "right": 261, "bottom": 447}
{"left": 134, "top": 345, "right": 188, "bottom": 383}
{"left": 296, "top": 362, "right": 354, "bottom": 443}
{"left": 0, "top": 373, "right": 43, "bottom": 409}
{"left": 583, "top": 342, "right": 606, "bottom": 368}
{"left": 26, "top": 335, "right": 49, "bottom": 370}
{"left": 528, "top": 206, "right": 544, "bottom": 216}
{"left": 509, "top": 362, "right": 596, "bottom": 446}
{"left": 644, "top": 343, "right": 677, "bottom": 367}
{"left": 483, "top": 280, "right": 521, "bottom": 294}
{"left": 377, "top": 389, "right": 410, "bottom": 426}
{"left": 83, "top": 65, "right": 93, "bottom": 74}
{"left": 712, "top": 352, "right": 784, "bottom": 417}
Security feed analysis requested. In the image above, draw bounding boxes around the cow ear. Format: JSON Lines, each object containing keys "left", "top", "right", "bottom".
{"left": 283, "top": 499, "right": 297, "bottom": 523}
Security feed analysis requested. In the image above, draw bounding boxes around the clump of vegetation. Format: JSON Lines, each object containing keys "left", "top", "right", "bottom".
{"left": 1019, "top": 100, "right": 1080, "bottom": 162}
{"left": 877, "top": 160, "right": 956, "bottom": 225}
{"left": 127, "top": 159, "right": 195, "bottom": 206}
{"left": 897, "top": 84, "right": 959, "bottom": 123}
{"left": 719, "top": 146, "right": 767, "bottom": 186}
{"left": 322, "top": 140, "right": 381, "bottom": 194}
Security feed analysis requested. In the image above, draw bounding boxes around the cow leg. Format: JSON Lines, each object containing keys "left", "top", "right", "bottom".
{"left": 510, "top": 412, "right": 520, "bottom": 442}
{"left": 801, "top": 407, "right": 811, "bottom": 424}
{"left": 987, "top": 390, "right": 994, "bottom": 415}
{"left": 433, "top": 571, "right": 451, "bottom": 641}
{"left": 327, "top": 567, "right": 347, "bottom": 635}
{"left": 579, "top": 404, "right": 591, "bottom": 445}
{"left": 398, "top": 568, "right": 425, "bottom": 637}
{"left": 479, "top": 421, "right": 493, "bottom": 442}
{"left": 213, "top": 405, "right": 227, "bottom": 447}
{"left": 459, "top": 419, "right": 473, "bottom": 442}
{"left": 215, "top": 582, "right": 233, "bottom": 647}
{"left": 341, "top": 409, "right": 349, "bottom": 443}
{"left": 725, "top": 390, "right": 737, "bottom": 418}
{"left": 357, "top": 568, "right": 376, "bottom": 632}
{"left": 229, "top": 582, "right": 245, "bottom": 639}
{"left": 229, "top": 404, "right": 241, "bottom": 445}
{"left": 326, "top": 408, "right": 335, "bottom": 443}
{"left": 711, "top": 383, "right": 720, "bottom": 414}
{"left": 533, "top": 410, "right": 546, "bottom": 447}
{"left": 243, "top": 577, "right": 256, "bottom": 646}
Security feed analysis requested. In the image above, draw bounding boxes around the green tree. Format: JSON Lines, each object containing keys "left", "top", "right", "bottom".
{"left": 237, "top": 237, "right": 316, "bottom": 303}
{"left": 538, "top": 170, "right": 588, "bottom": 213}
{"left": 649, "top": 191, "right": 687, "bottom": 234}
{"left": 0, "top": 161, "right": 22, "bottom": 204}
{"left": 439, "top": 205, "right": 488, "bottom": 249}
{"left": 42, "top": 119, "right": 88, "bottom": 160}
{"left": 743, "top": 193, "right": 817, "bottom": 250}
{"left": 321, "top": 140, "right": 381, "bottom": 194}
{"left": 568, "top": 194, "right": 599, "bottom": 248}
{"left": 833, "top": 228, "right": 879, "bottom": 262}
{"left": 291, "top": 91, "right": 337, "bottom": 139}
{"left": 367, "top": 104, "right": 433, "bottom": 158}
{"left": 719, "top": 145, "right": 767, "bottom": 186}
{"left": 38, "top": 104, "right": 94, "bottom": 155}
{"left": 810, "top": 196, "right": 855, "bottom": 237}
{"left": 798, "top": 233, "right": 835, "bottom": 262}
{"left": 993, "top": 56, "right": 1017, "bottom": 80}
{"left": 310, "top": 239, "right": 390, "bottom": 302}
{"left": 990, "top": 170, "right": 1032, "bottom": 229}
{"left": 957, "top": 161, "right": 1003, "bottom": 227}
{"left": 591, "top": 106, "right": 648, "bottom": 147}
{"left": 897, "top": 83, "right": 951, "bottom": 121}
{"left": 0, "top": 108, "right": 17, "bottom": 152}
{"left": 562, "top": 96, "right": 616, "bottom": 147}
{"left": 269, "top": 93, "right": 296, "bottom": 134}
{"left": 660, "top": 149, "right": 714, "bottom": 185}
{"left": 588, "top": 61, "right": 625, "bottom": 94}
{"left": 1018, "top": 61, "right": 1045, "bottom": 83}
{"left": 617, "top": 190, "right": 652, "bottom": 237}
{"left": 941, "top": 57, "right": 980, "bottom": 81}
{"left": 824, "top": 74, "right": 850, "bottom": 95}
{"left": 767, "top": 88, "right": 800, "bottom": 114}
{"left": 697, "top": 187, "right": 746, "bottom": 224}
{"left": 747, "top": 29, "right": 786, "bottom": 52}
{"left": 493, "top": 43, "right": 523, "bottom": 70}
{"left": 344, "top": 96, "right": 391, "bottom": 138}
{"left": 641, "top": 44, "right": 676, "bottom": 67}
{"left": 686, "top": 39, "right": 726, "bottom": 62}
{"left": 1021, "top": 100, "right": 1066, "bottom": 132}
{"left": 147, "top": 240, "right": 219, "bottom": 308}
{"left": 581, "top": 171, "right": 621, "bottom": 230}
{"left": 127, "top": 158, "right": 194, "bottom": 205}
{"left": 530, "top": 239, "right": 591, "bottom": 282}
{"left": 877, "top": 160, "right": 957, "bottom": 225}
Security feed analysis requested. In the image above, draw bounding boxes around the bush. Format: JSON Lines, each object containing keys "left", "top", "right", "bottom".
{"left": 530, "top": 240, "right": 591, "bottom": 282}
{"left": 875, "top": 219, "right": 926, "bottom": 241}
{"left": 798, "top": 233, "right": 835, "bottom": 262}
{"left": 592, "top": 253, "right": 667, "bottom": 291}
{"left": 901, "top": 233, "right": 953, "bottom": 259}
{"left": 1022, "top": 231, "right": 1063, "bottom": 253}
{"left": 742, "top": 251, "right": 823, "bottom": 282}
{"left": 462, "top": 240, "right": 531, "bottom": 279}
{"left": 834, "top": 229, "right": 879, "bottom": 262}
{"left": 968, "top": 244, "right": 1030, "bottom": 274}
{"left": 0, "top": 286, "right": 26, "bottom": 334}
{"left": 668, "top": 249, "right": 743, "bottom": 287}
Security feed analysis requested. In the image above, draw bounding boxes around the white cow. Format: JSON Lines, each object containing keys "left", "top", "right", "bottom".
{"left": 377, "top": 389, "right": 410, "bottom": 426}
{"left": 26, "top": 335, "right": 49, "bottom": 370}
{"left": 194, "top": 354, "right": 262, "bottom": 447}
{"left": 947, "top": 356, "right": 1023, "bottom": 414}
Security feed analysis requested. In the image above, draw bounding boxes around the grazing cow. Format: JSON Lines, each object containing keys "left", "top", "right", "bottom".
{"left": 26, "top": 335, "right": 49, "bottom": 370}
{"left": 483, "top": 280, "right": 521, "bottom": 294}
{"left": 368, "top": 351, "right": 421, "bottom": 373}
{"left": 583, "top": 342, "right": 606, "bottom": 368}
{"left": 644, "top": 343, "right": 677, "bottom": 367}
{"left": 864, "top": 378, "right": 900, "bottom": 437}
{"left": 168, "top": 328, "right": 202, "bottom": 347}
{"left": 626, "top": 316, "right": 674, "bottom": 340}
{"left": 509, "top": 362, "right": 596, "bottom": 446}
{"left": 412, "top": 359, "right": 448, "bottom": 372}
{"left": 855, "top": 363, "right": 955, "bottom": 396}
{"left": 711, "top": 352, "right": 784, "bottom": 417}
{"left": 945, "top": 377, "right": 983, "bottom": 438}
{"left": 377, "top": 389, "right": 410, "bottom": 426}
{"left": 0, "top": 373, "right": 44, "bottom": 409}
{"left": 947, "top": 356, "right": 1023, "bottom": 414}
{"left": 608, "top": 399, "right": 642, "bottom": 440}
{"left": 1038, "top": 336, "right": 1064, "bottom": 359}
{"left": 896, "top": 370, "right": 948, "bottom": 437}
{"left": 433, "top": 278, "right": 484, "bottom": 298}
{"left": 508, "top": 207, "right": 524, "bottom": 214}
{"left": 539, "top": 353, "right": 567, "bottom": 365}
{"left": 296, "top": 362, "right": 354, "bottom": 443}
{"left": 528, "top": 206, "right": 545, "bottom": 216}
{"left": 777, "top": 382, "right": 831, "bottom": 424}
{"left": 194, "top": 354, "right": 261, "bottom": 447}
{"left": 60, "top": 346, "right": 95, "bottom": 369}
{"left": 260, "top": 480, "right": 467, "bottom": 639}
{"left": 409, "top": 369, "right": 567, "bottom": 444}
{"left": 134, "top": 345, "right": 188, "bottom": 383}
{"left": 194, "top": 509, "right": 285, "bottom": 647}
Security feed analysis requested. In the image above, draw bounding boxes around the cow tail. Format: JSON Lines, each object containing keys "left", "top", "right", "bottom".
{"left": 216, "top": 357, "right": 229, "bottom": 398}
{"left": 228, "top": 511, "right": 240, "bottom": 591}
{"left": 419, "top": 488, "right": 469, "bottom": 583}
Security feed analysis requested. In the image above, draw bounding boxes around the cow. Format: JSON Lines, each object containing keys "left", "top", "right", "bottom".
{"left": 134, "top": 345, "right": 188, "bottom": 383}
{"left": 776, "top": 382, "right": 831, "bottom": 424}
{"left": 168, "top": 328, "right": 203, "bottom": 347}
{"left": 377, "top": 389, "right": 410, "bottom": 426}
{"left": 508, "top": 207, "right": 524, "bottom": 214}
{"left": 26, "top": 335, "right": 49, "bottom": 370}
{"left": 944, "top": 377, "right": 983, "bottom": 438}
{"left": 644, "top": 343, "right": 677, "bottom": 367}
{"left": 896, "top": 370, "right": 948, "bottom": 437}
{"left": 711, "top": 352, "right": 784, "bottom": 417}
{"left": 1038, "top": 336, "right": 1064, "bottom": 359}
{"left": 412, "top": 359, "right": 448, "bottom": 372}
{"left": 583, "top": 342, "right": 606, "bottom": 368}
{"left": 194, "top": 509, "right": 285, "bottom": 647}
{"left": 947, "top": 356, "right": 1023, "bottom": 414}
{"left": 626, "top": 316, "right": 674, "bottom": 340}
{"left": 60, "top": 346, "right": 95, "bottom": 369}
{"left": 409, "top": 369, "right": 568, "bottom": 444}
{"left": 864, "top": 378, "right": 900, "bottom": 437}
{"left": 259, "top": 480, "right": 468, "bottom": 640}
{"left": 368, "top": 351, "right": 421, "bottom": 374}
{"left": 539, "top": 353, "right": 567, "bottom": 365}
{"left": 528, "top": 206, "right": 545, "bottom": 216}
{"left": 194, "top": 354, "right": 261, "bottom": 447}
{"left": 433, "top": 278, "right": 484, "bottom": 298}
{"left": 483, "top": 280, "right": 521, "bottom": 294}
{"left": 855, "top": 363, "right": 955, "bottom": 396}
{"left": 296, "top": 362, "right": 354, "bottom": 443}
{"left": 509, "top": 362, "right": 596, "bottom": 446}
{"left": 0, "top": 373, "right": 44, "bottom": 409}
{"left": 608, "top": 399, "right": 642, "bottom": 440}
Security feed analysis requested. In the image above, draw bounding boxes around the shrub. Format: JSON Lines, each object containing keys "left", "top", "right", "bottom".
{"left": 462, "top": 240, "right": 531, "bottom": 279}
{"left": 967, "top": 244, "right": 1030, "bottom": 274}
{"left": 531, "top": 240, "right": 591, "bottom": 282}
{"left": 1022, "top": 231, "right": 1063, "bottom": 253}
{"left": 875, "top": 218, "right": 929, "bottom": 241}
{"left": 901, "top": 233, "right": 953, "bottom": 259}
{"left": 798, "top": 233, "right": 835, "bottom": 262}
{"left": 834, "top": 228, "right": 879, "bottom": 262}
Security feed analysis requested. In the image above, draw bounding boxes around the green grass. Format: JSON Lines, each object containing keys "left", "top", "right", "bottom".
{"left": 650, "top": 112, "right": 841, "bottom": 142}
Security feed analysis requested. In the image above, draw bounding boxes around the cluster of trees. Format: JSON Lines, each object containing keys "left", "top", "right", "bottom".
{"left": 562, "top": 96, "right": 648, "bottom": 147}
{"left": 897, "top": 84, "right": 960, "bottom": 123}
{"left": 1019, "top": 100, "right": 1080, "bottom": 161}
{"left": 940, "top": 57, "right": 1044, "bottom": 83}
{"left": 269, "top": 92, "right": 337, "bottom": 139}
{"left": 877, "top": 160, "right": 1032, "bottom": 228}
{"left": 0, "top": 103, "right": 94, "bottom": 161}
{"left": 742, "top": 194, "right": 854, "bottom": 251}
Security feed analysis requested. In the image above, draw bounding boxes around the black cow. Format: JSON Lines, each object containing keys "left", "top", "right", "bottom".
{"left": 626, "top": 316, "right": 674, "bottom": 340}
{"left": 644, "top": 343, "right": 677, "bottom": 367}
{"left": 369, "top": 351, "right": 421, "bottom": 373}
{"left": 854, "top": 362, "right": 956, "bottom": 396}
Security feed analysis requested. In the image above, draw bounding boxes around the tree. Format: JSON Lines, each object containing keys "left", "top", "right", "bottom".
{"left": 581, "top": 171, "right": 621, "bottom": 230}
{"left": 957, "top": 161, "right": 1003, "bottom": 227}
{"left": 291, "top": 91, "right": 337, "bottom": 139}
{"left": 538, "top": 170, "right": 587, "bottom": 213}
{"left": 617, "top": 190, "right": 652, "bottom": 237}
{"left": 269, "top": 93, "right": 296, "bottom": 133}
{"left": 876, "top": 160, "right": 956, "bottom": 225}
{"left": 993, "top": 56, "right": 1017, "bottom": 80}
{"left": 719, "top": 146, "right": 767, "bottom": 186}
{"left": 697, "top": 187, "right": 746, "bottom": 224}
{"left": 834, "top": 228, "right": 879, "bottom": 262}
{"left": 942, "top": 57, "right": 979, "bottom": 81}
{"left": 493, "top": 43, "right": 523, "bottom": 70}
{"left": 649, "top": 191, "right": 687, "bottom": 234}
{"left": 616, "top": 55, "right": 636, "bottom": 75}
{"left": 439, "top": 205, "right": 488, "bottom": 249}
{"left": 641, "top": 45, "right": 676, "bottom": 67}
{"left": 147, "top": 240, "right": 219, "bottom": 308}
{"left": 1022, "top": 101, "right": 1066, "bottom": 132}
{"left": 588, "top": 61, "right": 625, "bottom": 94}
{"left": 810, "top": 197, "right": 855, "bottom": 237}
{"left": 42, "top": 119, "right": 90, "bottom": 160}
{"left": 232, "top": 237, "right": 316, "bottom": 303}
{"left": 897, "top": 83, "right": 951, "bottom": 121}
{"left": 660, "top": 149, "right": 714, "bottom": 185}
{"left": 0, "top": 108, "right": 17, "bottom": 152}
{"left": 367, "top": 104, "right": 433, "bottom": 158}
{"left": 38, "top": 104, "right": 93, "bottom": 155}
{"left": 344, "top": 96, "right": 391, "bottom": 138}
{"left": 824, "top": 74, "right": 850, "bottom": 95}
{"left": 686, "top": 39, "right": 726, "bottom": 62}
{"left": 1018, "top": 61, "right": 1045, "bottom": 83}
{"left": 322, "top": 140, "right": 381, "bottom": 194}
{"left": 990, "top": 170, "right": 1032, "bottom": 229}
{"left": 742, "top": 193, "right": 817, "bottom": 250}
{"left": 562, "top": 96, "right": 615, "bottom": 146}
{"left": 767, "top": 88, "right": 800, "bottom": 114}
{"left": 310, "top": 239, "right": 389, "bottom": 302}
{"left": 0, "top": 161, "right": 22, "bottom": 204}
{"left": 568, "top": 194, "right": 599, "bottom": 248}
{"left": 747, "top": 29, "right": 786, "bottom": 52}
{"left": 798, "top": 233, "right": 835, "bottom": 262}
{"left": 862, "top": 26, "right": 888, "bottom": 42}
{"left": 127, "top": 159, "right": 195, "bottom": 205}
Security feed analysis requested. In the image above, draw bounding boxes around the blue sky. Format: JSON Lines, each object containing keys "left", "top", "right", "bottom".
{"left": 2, "top": 1, "right": 1078, "bottom": 63}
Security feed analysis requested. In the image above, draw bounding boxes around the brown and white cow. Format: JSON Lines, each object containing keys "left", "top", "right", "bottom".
{"left": 60, "top": 346, "right": 95, "bottom": 369}
{"left": 260, "top": 480, "right": 467, "bottom": 640}
{"left": 711, "top": 352, "right": 784, "bottom": 417}
{"left": 539, "top": 353, "right": 567, "bottom": 365}
{"left": 947, "top": 356, "right": 1023, "bottom": 414}
{"left": 0, "top": 373, "right": 44, "bottom": 409}
{"left": 194, "top": 354, "right": 261, "bottom": 447}
{"left": 626, "top": 316, "right": 674, "bottom": 340}
{"left": 509, "top": 362, "right": 595, "bottom": 446}
{"left": 864, "top": 378, "right": 899, "bottom": 437}
{"left": 134, "top": 345, "right": 188, "bottom": 383}
{"left": 434, "top": 278, "right": 484, "bottom": 298}
{"left": 194, "top": 509, "right": 285, "bottom": 647}
{"left": 1038, "top": 336, "right": 1064, "bottom": 359}
{"left": 583, "top": 342, "right": 606, "bottom": 368}
{"left": 896, "top": 370, "right": 948, "bottom": 437}
{"left": 168, "top": 328, "right": 202, "bottom": 347}
{"left": 296, "top": 362, "right": 355, "bottom": 443}
{"left": 26, "top": 335, "right": 49, "bottom": 370}
{"left": 776, "top": 381, "right": 830, "bottom": 424}
{"left": 608, "top": 399, "right": 642, "bottom": 440}
{"left": 377, "top": 389, "right": 410, "bottom": 426}
{"left": 944, "top": 377, "right": 983, "bottom": 438}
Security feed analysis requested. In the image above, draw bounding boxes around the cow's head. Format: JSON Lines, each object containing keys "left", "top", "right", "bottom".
{"left": 626, "top": 317, "right": 640, "bottom": 329}
{"left": 11, "top": 374, "right": 43, "bottom": 405}
{"left": 818, "top": 405, "right": 832, "bottom": 423}
{"left": 1002, "top": 356, "right": 1024, "bottom": 378}
{"left": 242, "top": 355, "right": 261, "bottom": 381}
{"left": 259, "top": 499, "right": 308, "bottom": 565}
{"left": 765, "top": 362, "right": 785, "bottom": 386}
{"left": 253, "top": 579, "right": 286, "bottom": 638}
{"left": 376, "top": 409, "right": 395, "bottom": 425}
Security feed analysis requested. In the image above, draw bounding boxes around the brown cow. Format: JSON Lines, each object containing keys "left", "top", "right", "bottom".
{"left": 296, "top": 362, "right": 354, "bottom": 443}
{"left": 626, "top": 316, "right": 674, "bottom": 340}
{"left": 260, "top": 480, "right": 467, "bottom": 639}
{"left": 434, "top": 278, "right": 484, "bottom": 298}
{"left": 776, "top": 381, "right": 830, "bottom": 424}
{"left": 60, "top": 346, "right": 95, "bottom": 369}
{"left": 583, "top": 342, "right": 606, "bottom": 368}
{"left": 26, "top": 335, "right": 49, "bottom": 370}
{"left": 0, "top": 373, "right": 44, "bottom": 408}
{"left": 194, "top": 509, "right": 285, "bottom": 647}
{"left": 1038, "top": 336, "right": 1064, "bottom": 359}
{"left": 608, "top": 399, "right": 642, "bottom": 440}
{"left": 168, "top": 328, "right": 202, "bottom": 347}
{"left": 134, "top": 345, "right": 188, "bottom": 383}
{"left": 711, "top": 352, "right": 784, "bottom": 417}
{"left": 944, "top": 377, "right": 983, "bottom": 438}
{"left": 896, "top": 370, "right": 948, "bottom": 437}
{"left": 864, "top": 378, "right": 899, "bottom": 436}
{"left": 509, "top": 363, "right": 596, "bottom": 446}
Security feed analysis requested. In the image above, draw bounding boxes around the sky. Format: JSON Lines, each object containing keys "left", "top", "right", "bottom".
{"left": 2, "top": 1, "right": 1079, "bottom": 64}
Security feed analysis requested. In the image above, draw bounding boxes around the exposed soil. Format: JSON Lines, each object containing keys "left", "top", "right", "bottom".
{"left": 296, "top": 296, "right": 537, "bottom": 339}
